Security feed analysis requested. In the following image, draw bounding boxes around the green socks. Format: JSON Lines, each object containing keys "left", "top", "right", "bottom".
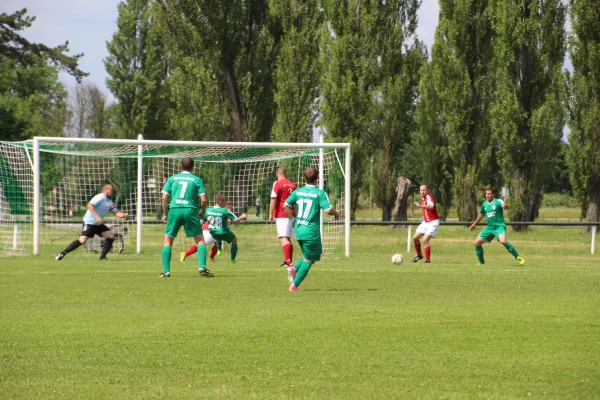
{"left": 161, "top": 246, "right": 172, "bottom": 274}
{"left": 231, "top": 243, "right": 238, "bottom": 261}
{"left": 197, "top": 245, "right": 207, "bottom": 269}
{"left": 475, "top": 245, "right": 485, "bottom": 264}
{"left": 293, "top": 260, "right": 313, "bottom": 288}
{"left": 503, "top": 242, "right": 520, "bottom": 259}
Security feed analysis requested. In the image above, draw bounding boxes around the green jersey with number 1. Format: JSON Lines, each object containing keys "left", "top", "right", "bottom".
{"left": 162, "top": 172, "right": 205, "bottom": 209}
{"left": 480, "top": 198, "right": 506, "bottom": 228}
{"left": 285, "top": 185, "right": 332, "bottom": 240}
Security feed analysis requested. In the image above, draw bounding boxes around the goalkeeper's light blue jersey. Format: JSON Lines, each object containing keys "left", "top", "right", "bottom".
{"left": 83, "top": 193, "right": 118, "bottom": 225}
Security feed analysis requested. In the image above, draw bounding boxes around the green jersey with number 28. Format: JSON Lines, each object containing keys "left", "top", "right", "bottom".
{"left": 285, "top": 185, "right": 332, "bottom": 240}
{"left": 162, "top": 172, "right": 205, "bottom": 210}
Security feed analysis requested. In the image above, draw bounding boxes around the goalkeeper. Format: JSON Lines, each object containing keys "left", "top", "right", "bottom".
{"left": 55, "top": 184, "right": 129, "bottom": 261}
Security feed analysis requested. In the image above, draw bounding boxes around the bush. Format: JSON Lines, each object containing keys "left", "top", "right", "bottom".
{"left": 541, "top": 193, "right": 579, "bottom": 208}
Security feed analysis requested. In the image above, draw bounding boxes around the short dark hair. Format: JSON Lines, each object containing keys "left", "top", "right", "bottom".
{"left": 485, "top": 185, "right": 496, "bottom": 194}
{"left": 181, "top": 157, "right": 194, "bottom": 171}
{"left": 215, "top": 193, "right": 227, "bottom": 204}
{"left": 304, "top": 167, "right": 318, "bottom": 184}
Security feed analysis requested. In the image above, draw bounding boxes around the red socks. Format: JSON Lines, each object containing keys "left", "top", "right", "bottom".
{"left": 185, "top": 243, "right": 198, "bottom": 257}
{"left": 210, "top": 244, "right": 218, "bottom": 259}
{"left": 282, "top": 242, "right": 293, "bottom": 265}
{"left": 413, "top": 240, "right": 422, "bottom": 257}
{"left": 424, "top": 246, "right": 431, "bottom": 261}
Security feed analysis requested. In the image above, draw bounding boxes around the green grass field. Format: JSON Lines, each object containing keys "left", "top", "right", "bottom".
{"left": 1, "top": 224, "right": 599, "bottom": 399}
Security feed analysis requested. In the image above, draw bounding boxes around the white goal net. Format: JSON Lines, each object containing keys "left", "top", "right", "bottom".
{"left": 0, "top": 138, "right": 350, "bottom": 259}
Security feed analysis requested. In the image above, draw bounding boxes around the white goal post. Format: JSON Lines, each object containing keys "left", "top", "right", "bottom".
{"left": 24, "top": 136, "right": 351, "bottom": 257}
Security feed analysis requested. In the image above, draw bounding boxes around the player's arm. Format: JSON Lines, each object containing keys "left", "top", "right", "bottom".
{"left": 325, "top": 208, "right": 341, "bottom": 220}
{"left": 231, "top": 213, "right": 247, "bottom": 225}
{"left": 469, "top": 214, "right": 485, "bottom": 231}
{"left": 269, "top": 182, "right": 278, "bottom": 223}
{"left": 115, "top": 211, "right": 129, "bottom": 220}
{"left": 500, "top": 199, "right": 509, "bottom": 209}
{"left": 87, "top": 202, "right": 103, "bottom": 224}
{"left": 161, "top": 193, "right": 169, "bottom": 223}
{"left": 199, "top": 194, "right": 207, "bottom": 219}
{"left": 283, "top": 203, "right": 294, "bottom": 220}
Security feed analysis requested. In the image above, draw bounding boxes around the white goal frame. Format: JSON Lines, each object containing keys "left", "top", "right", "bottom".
{"left": 32, "top": 136, "right": 351, "bottom": 257}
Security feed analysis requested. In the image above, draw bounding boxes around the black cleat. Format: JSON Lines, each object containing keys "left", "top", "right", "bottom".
{"left": 281, "top": 261, "right": 292, "bottom": 268}
{"left": 55, "top": 252, "right": 66, "bottom": 261}
{"left": 424, "top": 260, "right": 431, "bottom": 264}
{"left": 159, "top": 272, "right": 171, "bottom": 278}
{"left": 412, "top": 255, "right": 423, "bottom": 263}
{"left": 99, "top": 256, "right": 108, "bottom": 261}
{"left": 199, "top": 268, "right": 214, "bottom": 277}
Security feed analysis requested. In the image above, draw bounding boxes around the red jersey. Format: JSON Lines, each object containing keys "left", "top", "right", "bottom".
{"left": 421, "top": 194, "right": 439, "bottom": 222}
{"left": 271, "top": 178, "right": 297, "bottom": 218}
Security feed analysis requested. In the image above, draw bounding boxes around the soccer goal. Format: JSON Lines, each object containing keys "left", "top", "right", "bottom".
{"left": 0, "top": 137, "right": 351, "bottom": 258}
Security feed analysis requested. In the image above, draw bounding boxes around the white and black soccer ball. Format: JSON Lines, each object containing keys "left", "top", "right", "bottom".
{"left": 391, "top": 254, "right": 403, "bottom": 265}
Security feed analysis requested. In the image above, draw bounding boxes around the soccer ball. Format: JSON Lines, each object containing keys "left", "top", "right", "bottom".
{"left": 391, "top": 254, "right": 403, "bottom": 265}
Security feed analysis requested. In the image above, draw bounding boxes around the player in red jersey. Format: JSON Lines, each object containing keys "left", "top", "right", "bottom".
{"left": 412, "top": 184, "right": 440, "bottom": 263}
{"left": 269, "top": 167, "right": 297, "bottom": 267}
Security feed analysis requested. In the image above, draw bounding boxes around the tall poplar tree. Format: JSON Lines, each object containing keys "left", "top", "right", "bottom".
{"left": 566, "top": 0, "right": 600, "bottom": 228}
{"left": 105, "top": 0, "right": 171, "bottom": 139}
{"left": 270, "top": 0, "right": 323, "bottom": 142}
{"left": 319, "top": 0, "right": 380, "bottom": 218}
{"left": 490, "top": 0, "right": 566, "bottom": 225}
{"left": 431, "top": 0, "right": 496, "bottom": 221}
{"left": 158, "top": 0, "right": 276, "bottom": 142}
{"left": 370, "top": 0, "right": 426, "bottom": 221}
{"left": 415, "top": 62, "right": 453, "bottom": 220}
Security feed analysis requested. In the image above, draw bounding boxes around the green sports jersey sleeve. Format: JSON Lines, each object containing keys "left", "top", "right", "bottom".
{"left": 285, "top": 190, "right": 297, "bottom": 207}
{"left": 162, "top": 177, "right": 174, "bottom": 195}
{"left": 319, "top": 190, "right": 332, "bottom": 211}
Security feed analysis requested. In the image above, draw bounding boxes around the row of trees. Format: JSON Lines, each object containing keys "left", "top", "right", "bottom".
{"left": 1, "top": 2, "right": 598, "bottom": 226}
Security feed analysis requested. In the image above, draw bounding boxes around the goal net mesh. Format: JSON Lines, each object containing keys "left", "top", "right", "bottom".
{"left": 0, "top": 140, "right": 346, "bottom": 259}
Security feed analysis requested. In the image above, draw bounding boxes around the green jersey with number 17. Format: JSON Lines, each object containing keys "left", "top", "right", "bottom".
{"left": 285, "top": 185, "right": 332, "bottom": 240}
{"left": 480, "top": 198, "right": 506, "bottom": 228}
{"left": 161, "top": 172, "right": 205, "bottom": 209}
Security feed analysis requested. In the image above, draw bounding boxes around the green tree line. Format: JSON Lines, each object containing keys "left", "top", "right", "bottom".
{"left": 1, "top": 2, "right": 598, "bottom": 227}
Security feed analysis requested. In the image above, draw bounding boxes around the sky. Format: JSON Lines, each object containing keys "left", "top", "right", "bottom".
{"left": 2, "top": 0, "right": 440, "bottom": 99}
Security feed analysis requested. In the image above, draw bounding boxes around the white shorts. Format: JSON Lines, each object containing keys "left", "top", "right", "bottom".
{"left": 276, "top": 218, "right": 295, "bottom": 238}
{"left": 202, "top": 229, "right": 215, "bottom": 246}
{"left": 416, "top": 220, "right": 440, "bottom": 237}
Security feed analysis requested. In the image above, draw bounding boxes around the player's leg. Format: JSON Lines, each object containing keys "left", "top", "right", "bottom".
{"left": 98, "top": 226, "right": 115, "bottom": 260}
{"left": 290, "top": 240, "right": 322, "bottom": 291}
{"left": 56, "top": 224, "right": 92, "bottom": 260}
{"left": 474, "top": 236, "right": 488, "bottom": 265}
{"left": 183, "top": 210, "right": 210, "bottom": 276}
{"left": 277, "top": 218, "right": 294, "bottom": 266}
{"left": 161, "top": 210, "right": 183, "bottom": 277}
{"left": 216, "top": 240, "right": 222, "bottom": 256}
{"left": 412, "top": 224, "right": 426, "bottom": 262}
{"left": 230, "top": 235, "right": 238, "bottom": 263}
{"left": 498, "top": 232, "right": 524, "bottom": 264}
{"left": 422, "top": 220, "right": 439, "bottom": 263}
{"left": 423, "top": 235, "right": 432, "bottom": 263}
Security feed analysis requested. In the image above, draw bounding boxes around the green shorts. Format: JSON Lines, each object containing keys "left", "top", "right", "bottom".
{"left": 297, "top": 239, "right": 322, "bottom": 261}
{"left": 165, "top": 208, "right": 202, "bottom": 238}
{"left": 479, "top": 226, "right": 507, "bottom": 242}
{"left": 209, "top": 229, "right": 236, "bottom": 244}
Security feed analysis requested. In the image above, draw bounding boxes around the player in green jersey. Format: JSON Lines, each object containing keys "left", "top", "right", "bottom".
{"left": 160, "top": 157, "right": 209, "bottom": 278}
{"left": 283, "top": 167, "right": 341, "bottom": 292}
{"left": 203, "top": 193, "right": 247, "bottom": 264}
{"left": 469, "top": 185, "right": 525, "bottom": 266}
